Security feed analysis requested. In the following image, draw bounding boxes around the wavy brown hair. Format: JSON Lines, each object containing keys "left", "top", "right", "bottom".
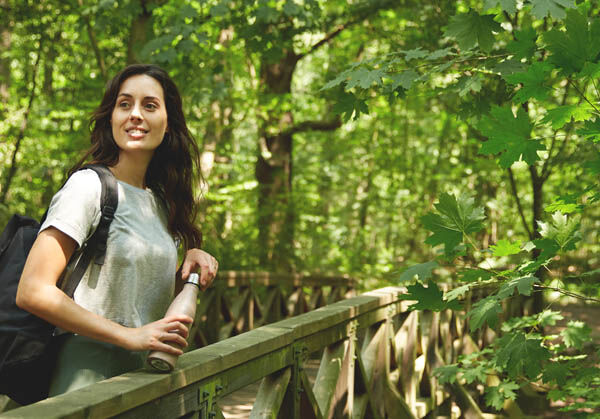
{"left": 72, "top": 64, "right": 203, "bottom": 250}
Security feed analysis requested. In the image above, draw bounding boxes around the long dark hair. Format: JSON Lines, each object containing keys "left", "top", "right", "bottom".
{"left": 72, "top": 64, "right": 203, "bottom": 250}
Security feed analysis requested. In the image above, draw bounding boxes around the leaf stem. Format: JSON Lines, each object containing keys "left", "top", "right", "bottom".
{"left": 533, "top": 285, "right": 600, "bottom": 304}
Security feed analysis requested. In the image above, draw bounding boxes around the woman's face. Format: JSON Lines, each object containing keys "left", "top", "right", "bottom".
{"left": 111, "top": 74, "right": 168, "bottom": 156}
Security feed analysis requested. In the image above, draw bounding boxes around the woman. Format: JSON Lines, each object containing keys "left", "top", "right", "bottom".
{"left": 16, "top": 64, "right": 218, "bottom": 396}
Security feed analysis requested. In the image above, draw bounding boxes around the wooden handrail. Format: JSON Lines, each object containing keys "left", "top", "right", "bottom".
{"left": 1, "top": 287, "right": 487, "bottom": 419}
{"left": 192, "top": 271, "right": 357, "bottom": 347}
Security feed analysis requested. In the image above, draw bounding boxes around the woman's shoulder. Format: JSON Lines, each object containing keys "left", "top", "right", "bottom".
{"left": 54, "top": 168, "right": 103, "bottom": 208}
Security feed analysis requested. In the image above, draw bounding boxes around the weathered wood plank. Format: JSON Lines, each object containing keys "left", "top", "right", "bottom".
{"left": 249, "top": 367, "right": 292, "bottom": 419}
{"left": 313, "top": 340, "right": 347, "bottom": 417}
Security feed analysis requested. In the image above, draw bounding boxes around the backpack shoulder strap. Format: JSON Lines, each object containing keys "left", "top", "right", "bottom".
{"left": 61, "top": 164, "right": 118, "bottom": 298}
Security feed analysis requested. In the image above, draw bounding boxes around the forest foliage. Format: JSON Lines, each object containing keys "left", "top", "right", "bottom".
{"left": 1, "top": 0, "right": 600, "bottom": 414}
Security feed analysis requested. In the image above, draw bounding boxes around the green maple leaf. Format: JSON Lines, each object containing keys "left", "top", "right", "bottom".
{"left": 402, "top": 47, "right": 429, "bottom": 61}
{"left": 507, "top": 26, "right": 537, "bottom": 60}
{"left": 445, "top": 283, "right": 472, "bottom": 301}
{"left": 469, "top": 295, "right": 503, "bottom": 331}
{"left": 560, "top": 320, "right": 592, "bottom": 349}
{"left": 478, "top": 105, "right": 544, "bottom": 168}
{"left": 398, "top": 260, "right": 439, "bottom": 282}
{"left": 426, "top": 47, "right": 455, "bottom": 61}
{"left": 498, "top": 276, "right": 539, "bottom": 298}
{"left": 495, "top": 332, "right": 550, "bottom": 378}
{"left": 346, "top": 67, "right": 385, "bottom": 89}
{"left": 389, "top": 69, "right": 419, "bottom": 90}
{"left": 459, "top": 269, "right": 493, "bottom": 282}
{"left": 544, "top": 10, "right": 600, "bottom": 75}
{"left": 483, "top": 0, "right": 517, "bottom": 14}
{"left": 493, "top": 58, "right": 528, "bottom": 76}
{"left": 421, "top": 193, "right": 486, "bottom": 256}
{"left": 399, "top": 280, "right": 462, "bottom": 311}
{"left": 457, "top": 74, "right": 483, "bottom": 97}
{"left": 545, "top": 192, "right": 581, "bottom": 214}
{"left": 503, "top": 62, "right": 552, "bottom": 104}
{"left": 445, "top": 11, "right": 503, "bottom": 53}
{"left": 531, "top": 238, "right": 560, "bottom": 261}
{"left": 484, "top": 381, "right": 520, "bottom": 410}
{"left": 541, "top": 104, "right": 594, "bottom": 130}
{"left": 538, "top": 211, "right": 581, "bottom": 251}
{"left": 490, "top": 239, "right": 522, "bottom": 256}
{"left": 321, "top": 70, "right": 351, "bottom": 90}
{"left": 529, "top": 0, "right": 575, "bottom": 20}
{"left": 537, "top": 310, "right": 564, "bottom": 327}
{"left": 332, "top": 91, "right": 369, "bottom": 121}
{"left": 462, "top": 363, "right": 488, "bottom": 384}
{"left": 542, "top": 361, "right": 570, "bottom": 386}
{"left": 434, "top": 364, "right": 459, "bottom": 384}
{"left": 579, "top": 61, "right": 600, "bottom": 79}
{"left": 577, "top": 118, "right": 600, "bottom": 142}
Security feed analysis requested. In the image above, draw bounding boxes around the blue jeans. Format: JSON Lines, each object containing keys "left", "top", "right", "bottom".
{"left": 48, "top": 334, "right": 145, "bottom": 397}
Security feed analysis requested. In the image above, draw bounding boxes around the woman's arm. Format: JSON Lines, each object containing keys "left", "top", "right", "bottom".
{"left": 16, "top": 227, "right": 191, "bottom": 355}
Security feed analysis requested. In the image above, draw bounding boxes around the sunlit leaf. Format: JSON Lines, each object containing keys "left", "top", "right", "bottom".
{"left": 445, "top": 11, "right": 503, "bottom": 53}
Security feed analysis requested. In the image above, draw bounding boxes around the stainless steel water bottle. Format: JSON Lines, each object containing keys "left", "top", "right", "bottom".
{"left": 147, "top": 273, "right": 200, "bottom": 372}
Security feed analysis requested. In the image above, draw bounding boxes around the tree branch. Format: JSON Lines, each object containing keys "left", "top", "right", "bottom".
{"left": 0, "top": 37, "right": 43, "bottom": 204}
{"left": 296, "top": 0, "right": 400, "bottom": 61}
{"left": 78, "top": 0, "right": 107, "bottom": 81}
{"left": 507, "top": 167, "right": 532, "bottom": 239}
{"left": 281, "top": 117, "right": 342, "bottom": 136}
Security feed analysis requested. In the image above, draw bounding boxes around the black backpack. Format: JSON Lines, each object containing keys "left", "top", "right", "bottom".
{"left": 0, "top": 164, "right": 118, "bottom": 405}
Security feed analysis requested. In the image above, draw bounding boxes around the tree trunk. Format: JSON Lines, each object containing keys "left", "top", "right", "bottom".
{"left": 0, "top": 7, "right": 11, "bottom": 105}
{"left": 530, "top": 166, "right": 545, "bottom": 314}
{"left": 255, "top": 48, "right": 299, "bottom": 271}
{"left": 126, "top": 0, "right": 153, "bottom": 64}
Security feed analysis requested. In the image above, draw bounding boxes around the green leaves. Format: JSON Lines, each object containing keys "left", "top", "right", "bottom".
{"left": 445, "top": 11, "right": 502, "bottom": 53}
{"left": 495, "top": 332, "right": 551, "bottom": 379}
{"left": 483, "top": 0, "right": 517, "bottom": 14}
{"left": 478, "top": 106, "right": 544, "bottom": 168}
{"left": 399, "top": 280, "right": 462, "bottom": 311}
{"left": 529, "top": 0, "right": 576, "bottom": 20}
{"left": 560, "top": 321, "right": 592, "bottom": 349}
{"left": 434, "top": 364, "right": 460, "bottom": 384}
{"left": 538, "top": 211, "right": 581, "bottom": 252}
{"left": 332, "top": 92, "right": 369, "bottom": 121}
{"left": 506, "top": 27, "right": 537, "bottom": 60}
{"left": 484, "top": 381, "right": 519, "bottom": 410}
{"left": 544, "top": 10, "right": 600, "bottom": 75}
{"left": 421, "top": 193, "right": 485, "bottom": 256}
{"left": 541, "top": 104, "right": 594, "bottom": 130}
{"left": 469, "top": 295, "right": 503, "bottom": 331}
{"left": 497, "top": 276, "right": 540, "bottom": 298}
{"left": 504, "top": 62, "right": 552, "bottom": 104}
{"left": 398, "top": 260, "right": 439, "bottom": 282}
{"left": 490, "top": 239, "right": 522, "bottom": 257}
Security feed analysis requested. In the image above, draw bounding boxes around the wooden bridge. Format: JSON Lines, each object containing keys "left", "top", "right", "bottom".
{"left": 1, "top": 272, "right": 504, "bottom": 418}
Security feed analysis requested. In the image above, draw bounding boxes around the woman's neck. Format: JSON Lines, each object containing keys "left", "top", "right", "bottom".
{"left": 110, "top": 152, "right": 152, "bottom": 189}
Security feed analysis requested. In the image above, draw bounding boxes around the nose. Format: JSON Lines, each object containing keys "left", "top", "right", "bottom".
{"left": 130, "top": 102, "right": 143, "bottom": 121}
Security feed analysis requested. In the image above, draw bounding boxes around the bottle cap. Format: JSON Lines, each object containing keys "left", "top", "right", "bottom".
{"left": 186, "top": 273, "right": 200, "bottom": 287}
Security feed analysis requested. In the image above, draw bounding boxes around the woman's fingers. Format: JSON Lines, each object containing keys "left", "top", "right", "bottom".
{"left": 165, "top": 320, "right": 189, "bottom": 339}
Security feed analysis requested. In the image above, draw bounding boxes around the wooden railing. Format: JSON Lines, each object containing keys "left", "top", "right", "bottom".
{"left": 191, "top": 271, "right": 356, "bottom": 347}
{"left": 2, "top": 286, "right": 493, "bottom": 419}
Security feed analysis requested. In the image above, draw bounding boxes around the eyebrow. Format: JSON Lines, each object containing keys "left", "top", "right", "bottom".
{"left": 117, "top": 93, "right": 161, "bottom": 102}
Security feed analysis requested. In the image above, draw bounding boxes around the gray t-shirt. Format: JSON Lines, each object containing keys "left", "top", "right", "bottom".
{"left": 40, "top": 169, "right": 177, "bottom": 330}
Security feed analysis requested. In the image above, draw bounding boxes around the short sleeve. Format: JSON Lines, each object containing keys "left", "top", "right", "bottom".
{"left": 40, "top": 169, "right": 102, "bottom": 248}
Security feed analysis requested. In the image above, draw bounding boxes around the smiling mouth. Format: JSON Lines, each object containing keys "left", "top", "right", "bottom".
{"left": 126, "top": 128, "right": 148, "bottom": 138}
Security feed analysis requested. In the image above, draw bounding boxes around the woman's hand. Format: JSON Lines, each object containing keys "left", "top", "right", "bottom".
{"left": 180, "top": 249, "right": 219, "bottom": 291}
{"left": 124, "top": 314, "right": 193, "bottom": 355}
